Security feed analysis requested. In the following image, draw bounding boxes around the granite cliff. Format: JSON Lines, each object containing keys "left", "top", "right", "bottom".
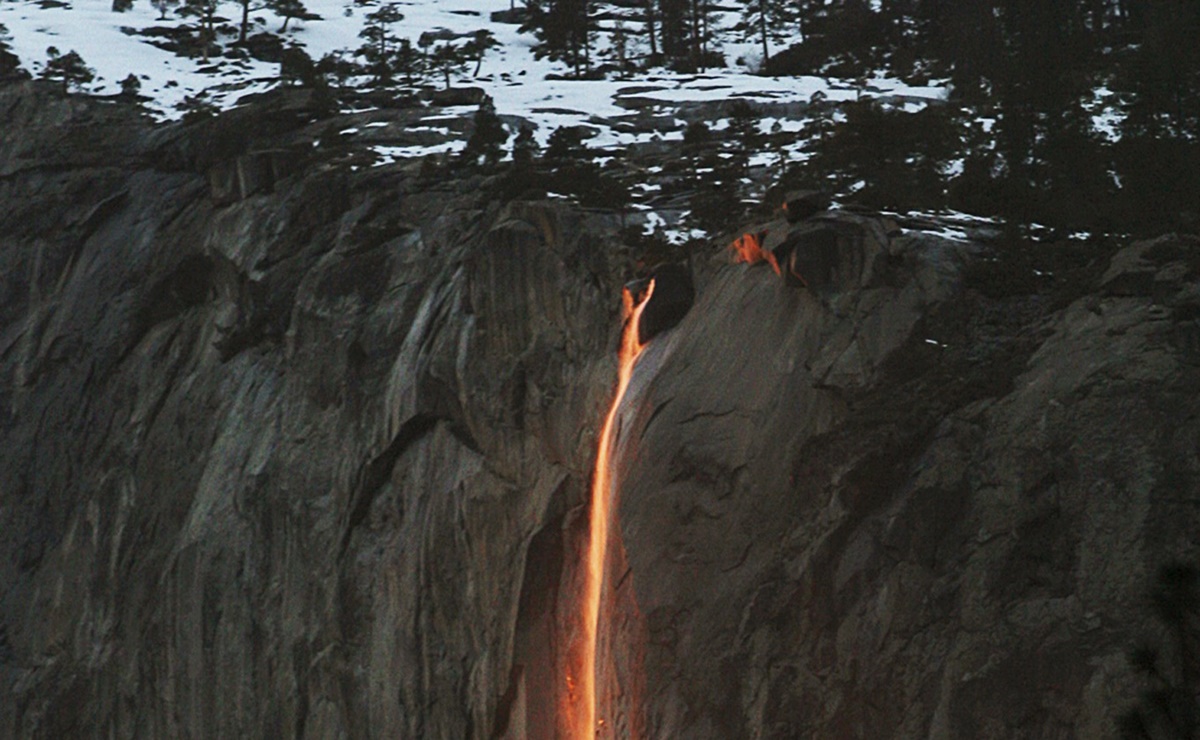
{"left": 2, "top": 80, "right": 1200, "bottom": 738}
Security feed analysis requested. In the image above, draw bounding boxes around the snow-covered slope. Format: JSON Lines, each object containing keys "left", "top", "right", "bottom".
{"left": 0, "top": 0, "right": 979, "bottom": 244}
{"left": 0, "top": 0, "right": 945, "bottom": 136}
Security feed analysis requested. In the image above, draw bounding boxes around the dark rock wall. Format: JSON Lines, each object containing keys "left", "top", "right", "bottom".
{"left": 615, "top": 227, "right": 1200, "bottom": 737}
{"left": 2, "top": 81, "right": 1199, "bottom": 738}
{"left": 0, "top": 82, "right": 626, "bottom": 738}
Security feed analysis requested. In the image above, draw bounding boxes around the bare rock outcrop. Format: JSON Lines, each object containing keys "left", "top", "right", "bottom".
{"left": 2, "top": 80, "right": 1199, "bottom": 739}
{"left": 613, "top": 229, "right": 1200, "bottom": 737}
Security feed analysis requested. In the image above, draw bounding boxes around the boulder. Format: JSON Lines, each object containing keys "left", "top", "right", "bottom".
{"left": 489, "top": 7, "right": 526, "bottom": 23}
{"left": 428, "top": 86, "right": 487, "bottom": 107}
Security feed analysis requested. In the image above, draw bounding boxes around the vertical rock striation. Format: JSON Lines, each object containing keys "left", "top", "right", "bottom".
{"left": 2, "top": 81, "right": 1199, "bottom": 739}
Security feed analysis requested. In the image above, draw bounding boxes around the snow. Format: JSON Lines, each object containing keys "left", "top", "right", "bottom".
{"left": 373, "top": 140, "right": 463, "bottom": 164}
{"left": 0, "top": 0, "right": 948, "bottom": 135}
{"left": 0, "top": 0, "right": 976, "bottom": 240}
{"left": 1083, "top": 86, "right": 1125, "bottom": 141}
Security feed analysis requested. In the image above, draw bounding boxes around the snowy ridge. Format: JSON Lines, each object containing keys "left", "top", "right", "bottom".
{"left": 0, "top": 0, "right": 984, "bottom": 244}
{"left": 0, "top": 0, "right": 945, "bottom": 134}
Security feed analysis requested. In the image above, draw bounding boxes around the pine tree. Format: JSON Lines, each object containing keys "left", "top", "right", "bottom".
{"left": 176, "top": 91, "right": 218, "bottom": 121}
{"left": 607, "top": 19, "right": 632, "bottom": 77}
{"left": 428, "top": 42, "right": 466, "bottom": 88}
{"left": 512, "top": 125, "right": 538, "bottom": 167}
{"left": 461, "top": 29, "right": 499, "bottom": 77}
{"left": 279, "top": 44, "right": 313, "bottom": 84}
{"left": 657, "top": 0, "right": 685, "bottom": 62}
{"left": 685, "top": 0, "right": 721, "bottom": 70}
{"left": 0, "top": 23, "right": 22, "bottom": 82}
{"left": 737, "top": 0, "right": 795, "bottom": 66}
{"left": 119, "top": 73, "right": 142, "bottom": 97}
{"left": 544, "top": 125, "right": 588, "bottom": 163}
{"left": 461, "top": 96, "right": 509, "bottom": 166}
{"left": 356, "top": 2, "right": 404, "bottom": 85}
{"left": 267, "top": 0, "right": 307, "bottom": 31}
{"left": 393, "top": 38, "right": 421, "bottom": 86}
{"left": 179, "top": 0, "right": 222, "bottom": 62}
{"left": 727, "top": 98, "right": 763, "bottom": 156}
{"left": 644, "top": 0, "right": 660, "bottom": 61}
{"left": 521, "top": 0, "right": 594, "bottom": 76}
{"left": 234, "top": 0, "right": 268, "bottom": 43}
{"left": 42, "top": 47, "right": 95, "bottom": 93}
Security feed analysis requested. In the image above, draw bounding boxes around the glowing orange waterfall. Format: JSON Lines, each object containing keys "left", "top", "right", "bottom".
{"left": 572, "top": 279, "right": 655, "bottom": 739}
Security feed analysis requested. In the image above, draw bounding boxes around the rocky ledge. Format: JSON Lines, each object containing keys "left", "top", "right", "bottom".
{"left": 2, "top": 80, "right": 1199, "bottom": 738}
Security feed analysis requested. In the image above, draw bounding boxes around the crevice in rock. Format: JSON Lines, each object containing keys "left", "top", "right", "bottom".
{"left": 338, "top": 414, "right": 437, "bottom": 555}
{"left": 135, "top": 253, "right": 216, "bottom": 332}
{"left": 494, "top": 510, "right": 566, "bottom": 739}
{"left": 640, "top": 398, "right": 673, "bottom": 440}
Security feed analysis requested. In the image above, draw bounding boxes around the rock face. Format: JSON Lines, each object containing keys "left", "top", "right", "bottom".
{"left": 2, "top": 80, "right": 1200, "bottom": 738}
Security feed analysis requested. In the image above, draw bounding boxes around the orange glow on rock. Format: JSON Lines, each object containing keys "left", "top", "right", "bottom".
{"left": 573, "top": 279, "right": 656, "bottom": 739}
{"left": 730, "top": 231, "right": 781, "bottom": 275}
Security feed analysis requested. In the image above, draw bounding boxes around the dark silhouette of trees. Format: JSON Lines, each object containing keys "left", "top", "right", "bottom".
{"left": 0, "top": 23, "right": 25, "bottom": 82}
{"left": 521, "top": 0, "right": 594, "bottom": 76}
{"left": 736, "top": 0, "right": 795, "bottom": 66}
{"left": 462, "top": 30, "right": 499, "bottom": 77}
{"left": 428, "top": 42, "right": 466, "bottom": 88}
{"left": 356, "top": 2, "right": 404, "bottom": 85}
{"left": 267, "top": 0, "right": 309, "bottom": 32}
{"left": 179, "top": 0, "right": 222, "bottom": 62}
{"left": 42, "top": 47, "right": 94, "bottom": 93}
{"left": 234, "top": 0, "right": 266, "bottom": 43}
{"left": 461, "top": 96, "right": 508, "bottom": 166}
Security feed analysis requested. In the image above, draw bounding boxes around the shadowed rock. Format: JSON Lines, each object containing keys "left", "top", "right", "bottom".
{"left": 782, "top": 189, "right": 831, "bottom": 222}
{"left": 3, "top": 80, "right": 1199, "bottom": 740}
{"left": 629, "top": 262, "right": 695, "bottom": 345}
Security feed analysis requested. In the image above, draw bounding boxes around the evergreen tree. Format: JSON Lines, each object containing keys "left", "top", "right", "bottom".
{"left": 543, "top": 125, "right": 589, "bottom": 163}
{"left": 492, "top": 125, "right": 543, "bottom": 202}
{"left": 316, "top": 50, "right": 355, "bottom": 86}
{"left": 179, "top": 0, "right": 223, "bottom": 62}
{"left": 356, "top": 2, "right": 404, "bottom": 85}
{"left": 461, "top": 96, "right": 508, "bottom": 166}
{"left": 685, "top": 0, "right": 721, "bottom": 70}
{"left": 0, "top": 23, "right": 24, "bottom": 82}
{"left": 392, "top": 38, "right": 421, "bottom": 86}
{"left": 737, "top": 0, "right": 795, "bottom": 66}
{"left": 512, "top": 125, "right": 538, "bottom": 167}
{"left": 234, "top": 0, "right": 267, "bottom": 43}
{"left": 428, "top": 42, "right": 466, "bottom": 88}
{"left": 521, "top": 0, "right": 594, "bottom": 76}
{"left": 176, "top": 91, "right": 217, "bottom": 121}
{"left": 687, "top": 151, "right": 745, "bottom": 236}
{"left": 1120, "top": 0, "right": 1200, "bottom": 137}
{"left": 42, "top": 47, "right": 95, "bottom": 93}
{"left": 267, "top": 0, "right": 307, "bottom": 31}
{"left": 119, "top": 73, "right": 142, "bottom": 97}
{"left": 279, "top": 44, "right": 313, "bottom": 84}
{"left": 606, "top": 19, "right": 632, "bottom": 77}
{"left": 643, "top": 0, "right": 660, "bottom": 61}
{"left": 658, "top": 0, "right": 689, "bottom": 64}
{"left": 726, "top": 98, "right": 764, "bottom": 156}
{"left": 461, "top": 29, "right": 499, "bottom": 77}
